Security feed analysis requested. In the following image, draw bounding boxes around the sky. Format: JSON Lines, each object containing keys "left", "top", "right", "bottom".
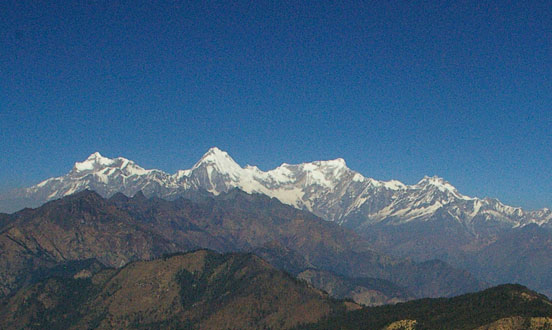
{"left": 1, "top": 1, "right": 550, "bottom": 209}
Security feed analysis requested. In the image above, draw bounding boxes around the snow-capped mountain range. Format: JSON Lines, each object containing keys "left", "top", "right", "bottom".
{"left": 3, "top": 147, "right": 551, "bottom": 231}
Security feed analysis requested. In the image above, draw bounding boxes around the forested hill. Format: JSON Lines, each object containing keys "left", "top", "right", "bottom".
{"left": 299, "top": 284, "right": 552, "bottom": 330}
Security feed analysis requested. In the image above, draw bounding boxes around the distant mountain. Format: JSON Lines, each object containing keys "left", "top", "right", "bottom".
{"left": 352, "top": 217, "right": 552, "bottom": 298}
{"left": 3, "top": 148, "right": 550, "bottom": 232}
{"left": 300, "top": 284, "right": 552, "bottom": 330}
{"left": 2, "top": 148, "right": 551, "bottom": 295}
{"left": 0, "top": 250, "right": 357, "bottom": 329}
{"left": 0, "top": 190, "right": 182, "bottom": 297}
{"left": 297, "top": 268, "right": 414, "bottom": 306}
{"left": 461, "top": 224, "right": 552, "bottom": 296}
{"left": 0, "top": 189, "right": 484, "bottom": 301}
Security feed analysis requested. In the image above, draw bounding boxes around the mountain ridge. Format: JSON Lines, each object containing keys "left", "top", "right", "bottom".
{"left": 2, "top": 148, "right": 550, "bottom": 232}
{"left": 0, "top": 250, "right": 355, "bottom": 329}
{"left": 0, "top": 188, "right": 485, "bottom": 300}
{"left": 300, "top": 284, "right": 552, "bottom": 330}
{"left": 3, "top": 148, "right": 551, "bottom": 296}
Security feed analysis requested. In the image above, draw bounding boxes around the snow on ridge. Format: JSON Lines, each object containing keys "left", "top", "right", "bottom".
{"left": 382, "top": 179, "right": 407, "bottom": 190}
{"left": 192, "top": 147, "right": 244, "bottom": 180}
{"left": 73, "top": 152, "right": 153, "bottom": 177}
{"left": 413, "top": 175, "right": 473, "bottom": 201}
{"left": 416, "top": 175, "right": 456, "bottom": 191}
{"left": 261, "top": 166, "right": 296, "bottom": 185}
{"left": 174, "top": 169, "right": 192, "bottom": 180}
{"left": 352, "top": 173, "right": 365, "bottom": 182}
{"left": 314, "top": 158, "right": 347, "bottom": 168}
{"left": 14, "top": 147, "right": 551, "bottom": 229}
{"left": 74, "top": 152, "right": 115, "bottom": 171}
{"left": 119, "top": 160, "right": 151, "bottom": 176}
{"left": 362, "top": 177, "right": 406, "bottom": 190}
{"left": 36, "top": 178, "right": 53, "bottom": 188}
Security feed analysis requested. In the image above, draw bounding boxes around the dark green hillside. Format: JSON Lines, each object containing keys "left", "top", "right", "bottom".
{"left": 300, "top": 284, "right": 552, "bottom": 330}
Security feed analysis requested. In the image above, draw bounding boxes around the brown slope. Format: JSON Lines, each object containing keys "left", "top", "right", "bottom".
{"left": 0, "top": 190, "right": 182, "bottom": 297}
{"left": 127, "top": 189, "right": 486, "bottom": 298}
{"left": 0, "top": 188, "right": 485, "bottom": 301}
{"left": 0, "top": 250, "right": 354, "bottom": 329}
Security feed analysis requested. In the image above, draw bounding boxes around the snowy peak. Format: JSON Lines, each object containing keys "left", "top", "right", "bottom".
{"left": 364, "top": 178, "right": 407, "bottom": 190}
{"left": 298, "top": 158, "right": 350, "bottom": 187}
{"left": 195, "top": 147, "right": 235, "bottom": 165}
{"left": 312, "top": 158, "right": 348, "bottom": 176}
{"left": 192, "top": 147, "right": 242, "bottom": 174}
{"left": 87, "top": 151, "right": 104, "bottom": 160}
{"left": 73, "top": 152, "right": 115, "bottom": 172}
{"left": 185, "top": 147, "right": 248, "bottom": 194}
{"left": 315, "top": 158, "right": 347, "bottom": 168}
{"left": 5, "top": 147, "right": 550, "bottom": 231}
{"left": 414, "top": 175, "right": 470, "bottom": 200}
{"left": 71, "top": 153, "right": 151, "bottom": 177}
{"left": 416, "top": 175, "right": 454, "bottom": 190}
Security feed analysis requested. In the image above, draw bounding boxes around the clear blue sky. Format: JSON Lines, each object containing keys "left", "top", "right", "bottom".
{"left": 1, "top": 1, "right": 550, "bottom": 209}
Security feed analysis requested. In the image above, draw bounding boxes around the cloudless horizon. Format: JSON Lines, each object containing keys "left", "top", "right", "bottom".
{"left": 1, "top": 1, "right": 550, "bottom": 209}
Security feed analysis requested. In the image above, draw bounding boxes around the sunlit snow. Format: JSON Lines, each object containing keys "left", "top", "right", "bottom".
{"left": 18, "top": 148, "right": 552, "bottom": 229}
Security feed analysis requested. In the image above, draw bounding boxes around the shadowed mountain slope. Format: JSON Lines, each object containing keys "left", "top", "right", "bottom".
{"left": 297, "top": 268, "right": 414, "bottom": 306}
{"left": 0, "top": 250, "right": 355, "bottom": 329}
{"left": 0, "top": 189, "right": 485, "bottom": 301}
{"left": 4, "top": 149, "right": 550, "bottom": 232}
{"left": 0, "top": 190, "right": 181, "bottom": 297}
{"left": 2, "top": 148, "right": 550, "bottom": 297}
